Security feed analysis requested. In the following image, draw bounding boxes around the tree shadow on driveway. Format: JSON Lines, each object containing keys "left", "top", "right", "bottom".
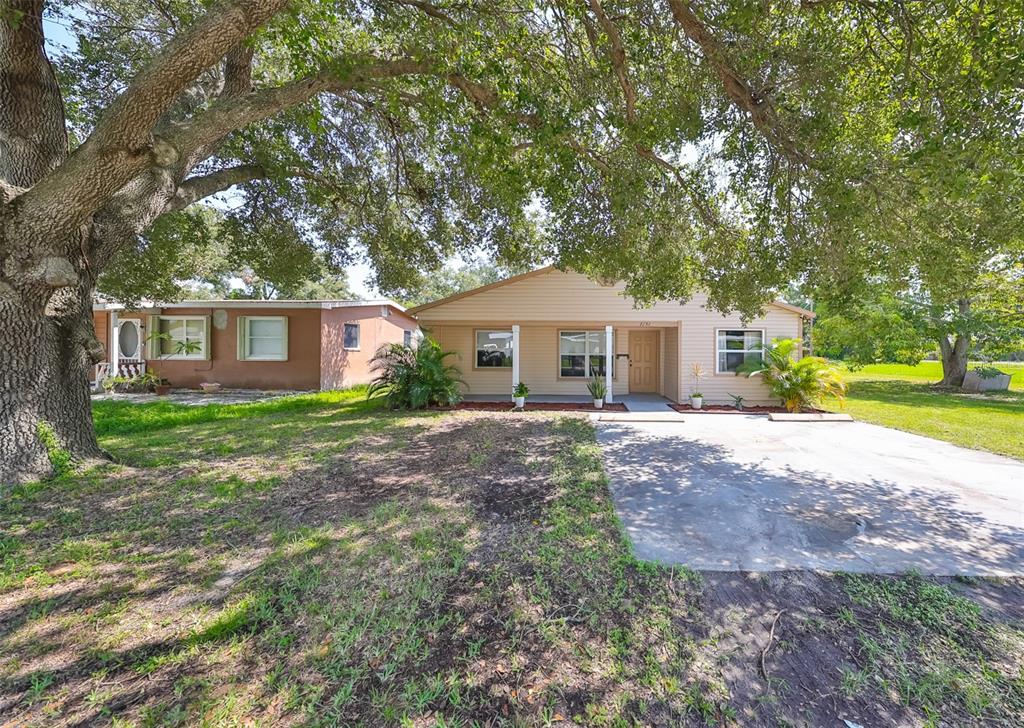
{"left": 597, "top": 422, "right": 1024, "bottom": 575}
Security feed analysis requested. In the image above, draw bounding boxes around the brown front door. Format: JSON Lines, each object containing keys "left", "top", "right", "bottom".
{"left": 629, "top": 330, "right": 659, "bottom": 392}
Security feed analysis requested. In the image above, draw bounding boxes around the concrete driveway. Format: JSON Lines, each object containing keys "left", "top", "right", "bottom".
{"left": 597, "top": 416, "right": 1024, "bottom": 575}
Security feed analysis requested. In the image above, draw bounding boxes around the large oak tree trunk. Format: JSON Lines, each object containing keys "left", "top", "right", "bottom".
{"left": 938, "top": 336, "right": 969, "bottom": 387}
{"left": 0, "top": 287, "right": 107, "bottom": 484}
{"left": 937, "top": 299, "right": 971, "bottom": 388}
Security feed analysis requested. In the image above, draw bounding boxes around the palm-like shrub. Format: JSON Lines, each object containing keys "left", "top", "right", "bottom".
{"left": 738, "top": 338, "right": 847, "bottom": 412}
{"left": 367, "top": 338, "right": 465, "bottom": 409}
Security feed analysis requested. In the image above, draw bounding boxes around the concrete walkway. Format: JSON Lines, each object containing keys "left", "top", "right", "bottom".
{"left": 597, "top": 416, "right": 1024, "bottom": 575}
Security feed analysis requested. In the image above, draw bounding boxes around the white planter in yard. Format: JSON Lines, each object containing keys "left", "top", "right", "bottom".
{"left": 514, "top": 396, "right": 525, "bottom": 408}
{"left": 594, "top": 398, "right": 604, "bottom": 409}
{"left": 962, "top": 371, "right": 1011, "bottom": 393}
{"left": 690, "top": 395, "right": 703, "bottom": 410}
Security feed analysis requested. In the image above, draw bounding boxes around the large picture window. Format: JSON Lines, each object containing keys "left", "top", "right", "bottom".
{"left": 238, "top": 316, "right": 288, "bottom": 361}
{"left": 559, "top": 330, "right": 609, "bottom": 378}
{"left": 716, "top": 329, "right": 764, "bottom": 373}
{"left": 156, "top": 316, "right": 207, "bottom": 359}
{"left": 475, "top": 330, "right": 513, "bottom": 368}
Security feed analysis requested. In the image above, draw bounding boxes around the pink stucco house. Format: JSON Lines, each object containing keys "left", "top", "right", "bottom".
{"left": 91, "top": 299, "right": 418, "bottom": 391}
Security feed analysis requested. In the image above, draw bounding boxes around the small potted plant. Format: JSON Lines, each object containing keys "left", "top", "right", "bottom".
{"left": 137, "top": 371, "right": 170, "bottom": 395}
{"left": 512, "top": 381, "right": 529, "bottom": 409}
{"left": 200, "top": 382, "right": 222, "bottom": 394}
{"left": 587, "top": 375, "right": 607, "bottom": 409}
{"left": 690, "top": 362, "right": 705, "bottom": 409}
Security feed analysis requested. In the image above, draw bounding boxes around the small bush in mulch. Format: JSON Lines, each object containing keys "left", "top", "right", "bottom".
{"left": 669, "top": 403, "right": 826, "bottom": 414}
{"left": 436, "top": 400, "right": 629, "bottom": 412}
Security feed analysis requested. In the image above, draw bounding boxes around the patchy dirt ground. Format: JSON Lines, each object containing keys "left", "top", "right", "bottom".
{"left": 1, "top": 392, "right": 1022, "bottom": 726}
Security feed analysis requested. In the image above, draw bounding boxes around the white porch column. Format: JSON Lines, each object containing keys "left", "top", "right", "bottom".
{"left": 511, "top": 324, "right": 521, "bottom": 400}
{"left": 110, "top": 310, "right": 120, "bottom": 376}
{"left": 605, "top": 325, "right": 614, "bottom": 404}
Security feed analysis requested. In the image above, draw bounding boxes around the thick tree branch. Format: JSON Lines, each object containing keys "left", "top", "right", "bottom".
{"left": 0, "top": 0, "right": 69, "bottom": 187}
{"left": 667, "top": 0, "right": 808, "bottom": 164}
{"left": 163, "top": 59, "right": 433, "bottom": 158}
{"left": 586, "top": 0, "right": 638, "bottom": 124}
{"left": 13, "top": 0, "right": 288, "bottom": 247}
{"left": 222, "top": 43, "right": 255, "bottom": 97}
{"left": 168, "top": 163, "right": 266, "bottom": 211}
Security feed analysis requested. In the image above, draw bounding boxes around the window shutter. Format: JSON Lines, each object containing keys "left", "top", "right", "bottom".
{"left": 236, "top": 316, "right": 247, "bottom": 361}
{"left": 145, "top": 315, "right": 160, "bottom": 359}
{"left": 280, "top": 316, "right": 289, "bottom": 361}
{"left": 201, "top": 316, "right": 212, "bottom": 360}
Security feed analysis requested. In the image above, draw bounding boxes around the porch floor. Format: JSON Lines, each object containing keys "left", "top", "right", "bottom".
{"left": 461, "top": 393, "right": 676, "bottom": 411}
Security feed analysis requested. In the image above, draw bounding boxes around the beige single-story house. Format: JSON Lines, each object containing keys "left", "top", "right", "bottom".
{"left": 409, "top": 267, "right": 813, "bottom": 405}
{"left": 92, "top": 299, "right": 418, "bottom": 391}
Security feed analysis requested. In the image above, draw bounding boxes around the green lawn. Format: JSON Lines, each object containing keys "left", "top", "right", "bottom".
{"left": 1, "top": 393, "right": 1022, "bottom": 725}
{"left": 833, "top": 362, "right": 1024, "bottom": 461}
{"left": 841, "top": 360, "right": 1024, "bottom": 390}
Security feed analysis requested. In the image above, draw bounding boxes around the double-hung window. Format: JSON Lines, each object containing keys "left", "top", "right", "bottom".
{"left": 559, "top": 330, "right": 609, "bottom": 378}
{"left": 155, "top": 316, "right": 207, "bottom": 359}
{"left": 238, "top": 316, "right": 288, "bottom": 361}
{"left": 475, "top": 330, "right": 513, "bottom": 368}
{"left": 716, "top": 329, "right": 764, "bottom": 373}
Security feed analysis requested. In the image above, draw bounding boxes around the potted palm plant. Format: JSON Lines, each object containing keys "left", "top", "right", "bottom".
{"left": 587, "top": 376, "right": 607, "bottom": 408}
{"left": 690, "top": 362, "right": 705, "bottom": 409}
{"left": 512, "top": 381, "right": 529, "bottom": 409}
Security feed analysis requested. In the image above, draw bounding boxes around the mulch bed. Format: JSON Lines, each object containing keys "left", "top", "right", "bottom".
{"left": 439, "top": 401, "right": 629, "bottom": 412}
{"left": 669, "top": 403, "right": 826, "bottom": 414}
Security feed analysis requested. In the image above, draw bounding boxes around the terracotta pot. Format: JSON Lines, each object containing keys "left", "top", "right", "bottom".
{"left": 154, "top": 384, "right": 172, "bottom": 396}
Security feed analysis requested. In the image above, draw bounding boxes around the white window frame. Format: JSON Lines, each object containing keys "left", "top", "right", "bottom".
{"left": 238, "top": 316, "right": 288, "bottom": 361}
{"left": 715, "top": 328, "right": 766, "bottom": 374}
{"left": 474, "top": 329, "right": 514, "bottom": 369}
{"left": 156, "top": 315, "right": 208, "bottom": 360}
{"left": 343, "top": 322, "right": 361, "bottom": 351}
{"left": 403, "top": 330, "right": 413, "bottom": 347}
{"left": 558, "top": 330, "right": 612, "bottom": 378}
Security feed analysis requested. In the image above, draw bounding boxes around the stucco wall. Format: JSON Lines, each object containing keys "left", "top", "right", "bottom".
{"left": 139, "top": 306, "right": 322, "bottom": 390}
{"left": 320, "top": 306, "right": 419, "bottom": 389}
{"left": 416, "top": 269, "right": 804, "bottom": 404}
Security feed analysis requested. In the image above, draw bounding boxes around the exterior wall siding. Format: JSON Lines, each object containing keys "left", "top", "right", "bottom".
{"left": 320, "top": 306, "right": 419, "bottom": 390}
{"left": 417, "top": 269, "right": 805, "bottom": 405}
{"left": 432, "top": 324, "right": 629, "bottom": 398}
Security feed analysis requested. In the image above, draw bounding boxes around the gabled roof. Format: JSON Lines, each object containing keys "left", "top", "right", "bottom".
{"left": 407, "top": 266, "right": 815, "bottom": 318}
{"left": 406, "top": 266, "right": 556, "bottom": 315}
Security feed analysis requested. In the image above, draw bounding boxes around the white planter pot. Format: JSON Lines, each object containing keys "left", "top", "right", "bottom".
{"left": 962, "top": 371, "right": 1011, "bottom": 393}
{"left": 594, "top": 398, "right": 604, "bottom": 409}
{"left": 690, "top": 396, "right": 703, "bottom": 410}
{"left": 514, "top": 396, "right": 525, "bottom": 408}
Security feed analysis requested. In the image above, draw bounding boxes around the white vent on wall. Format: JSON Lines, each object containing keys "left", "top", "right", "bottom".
{"left": 381, "top": 305, "right": 390, "bottom": 317}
